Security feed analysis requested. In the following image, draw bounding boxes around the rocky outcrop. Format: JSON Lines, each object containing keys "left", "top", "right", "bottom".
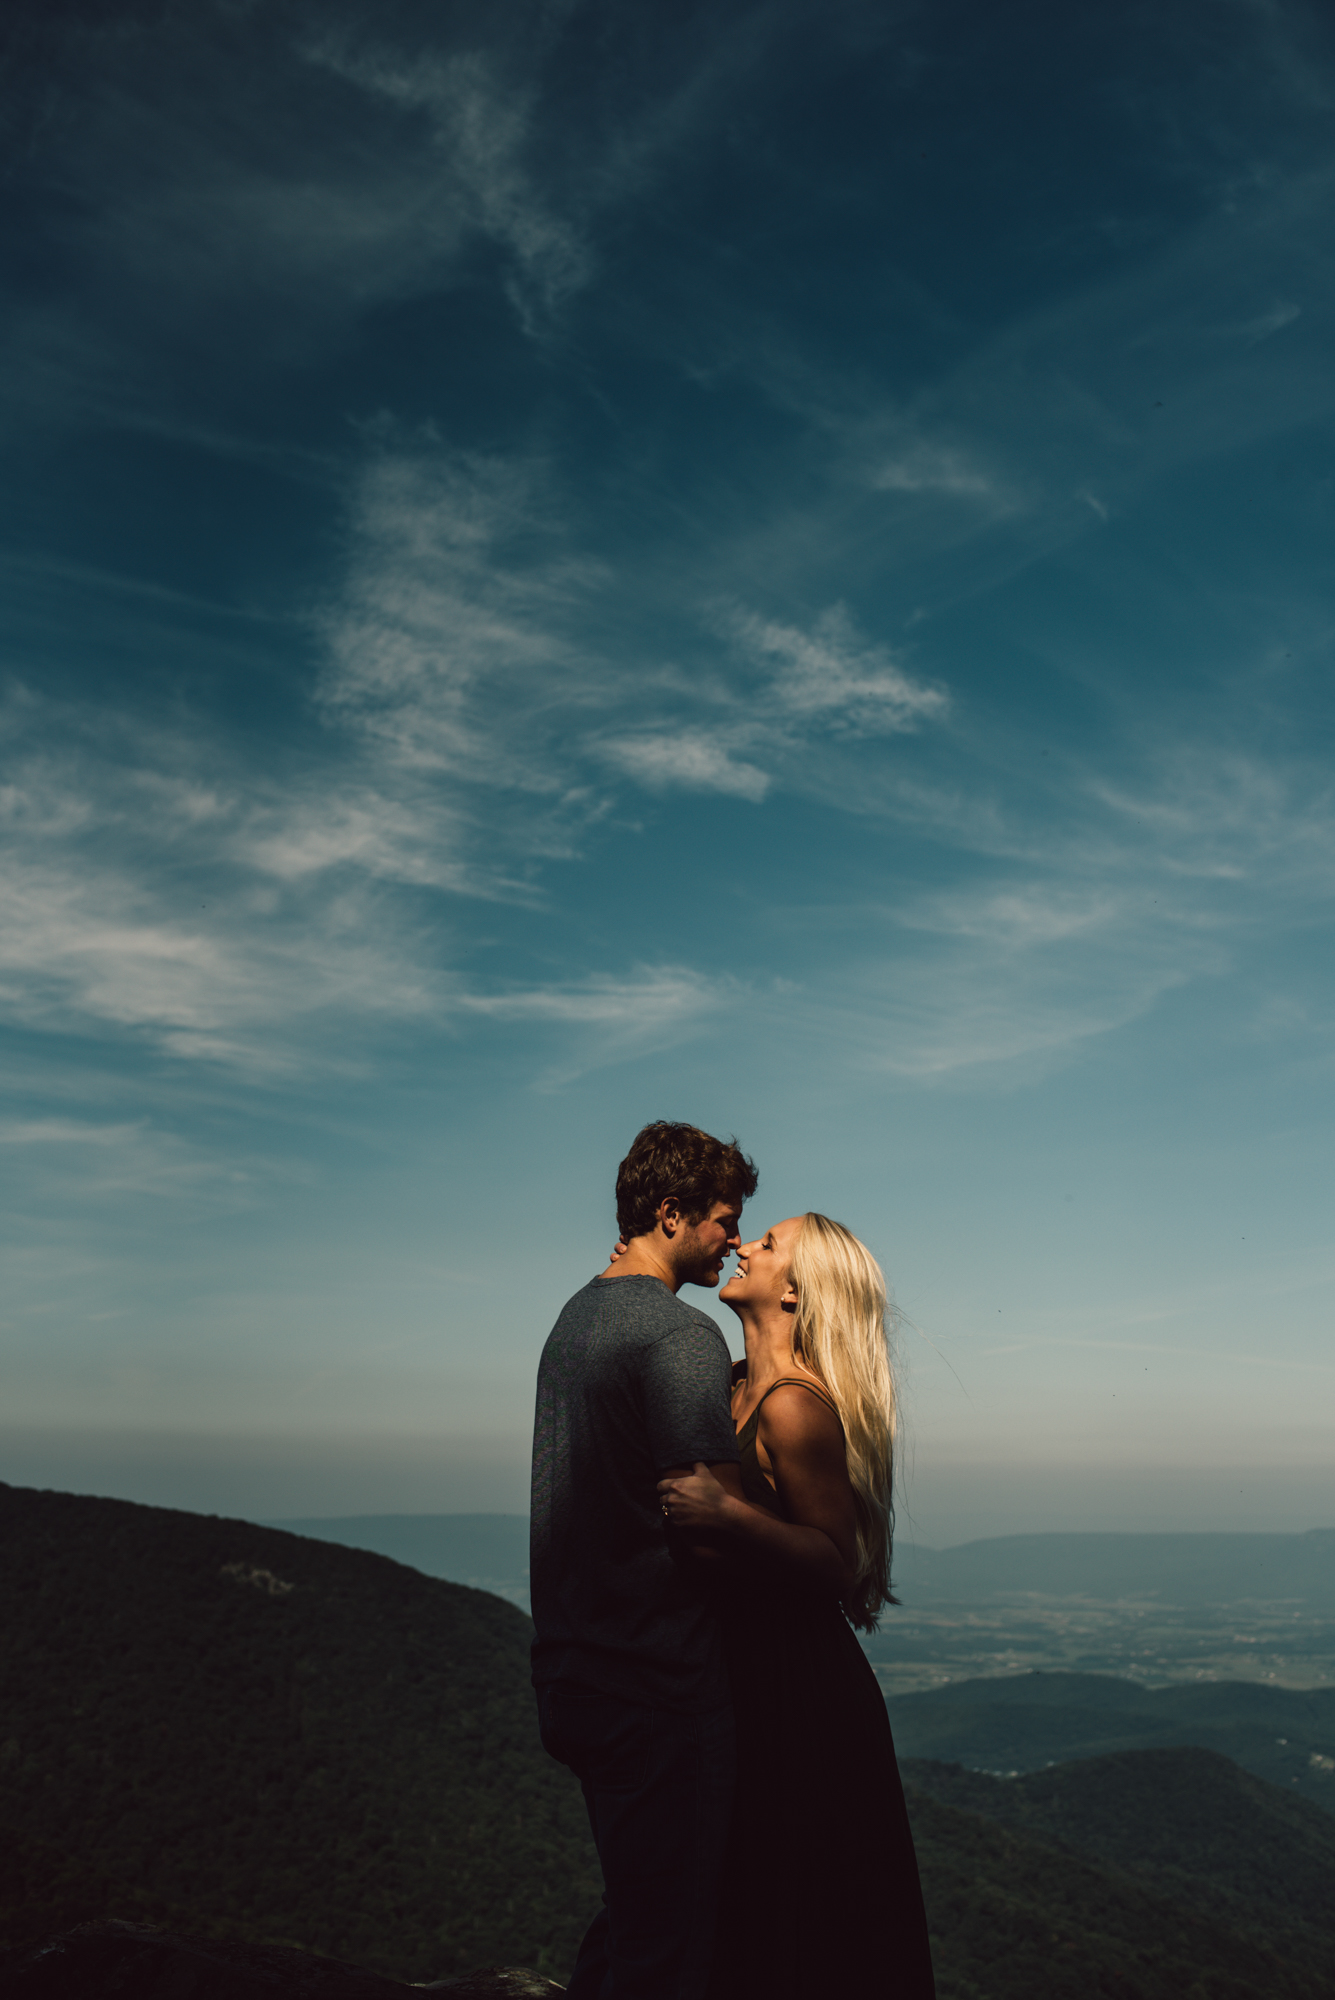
{"left": 420, "top": 1975, "right": 565, "bottom": 1996}
{"left": 0, "top": 1922, "right": 565, "bottom": 1998}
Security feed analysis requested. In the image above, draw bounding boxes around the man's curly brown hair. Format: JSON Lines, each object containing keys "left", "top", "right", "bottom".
{"left": 615, "top": 1121, "right": 758, "bottom": 1242}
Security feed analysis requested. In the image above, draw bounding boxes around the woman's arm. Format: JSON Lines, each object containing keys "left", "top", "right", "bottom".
{"left": 657, "top": 1387, "right": 857, "bottom": 1597}
{"left": 659, "top": 1460, "right": 750, "bottom": 1565}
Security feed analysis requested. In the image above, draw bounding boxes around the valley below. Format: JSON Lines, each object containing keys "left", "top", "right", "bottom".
{"left": 863, "top": 1591, "right": 1335, "bottom": 1695}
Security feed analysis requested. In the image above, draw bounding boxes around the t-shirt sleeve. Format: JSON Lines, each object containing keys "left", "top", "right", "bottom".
{"left": 642, "top": 1322, "right": 741, "bottom": 1471}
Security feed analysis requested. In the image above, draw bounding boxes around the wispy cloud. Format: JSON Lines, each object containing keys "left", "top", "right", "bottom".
{"left": 727, "top": 603, "right": 948, "bottom": 733}
{"left": 869, "top": 445, "right": 999, "bottom": 499}
{"left": 3, "top": 4, "right": 1331, "bottom": 1110}
{"left": 323, "top": 443, "right": 952, "bottom": 814}
{"left": 864, "top": 943, "right": 1195, "bottom": 1082}
{"left": 459, "top": 964, "right": 727, "bottom": 1028}
{"left": 298, "top": 40, "right": 592, "bottom": 328}
{"left": 0, "top": 8, "right": 601, "bottom": 445}
{"left": 0, "top": 851, "right": 438, "bottom": 1071}
{"left": 896, "top": 886, "right": 1130, "bottom": 948}
{"left": 0, "top": 1114, "right": 258, "bottom": 1210}
{"left": 748, "top": 906, "right": 1200, "bottom": 1085}
{"left": 1090, "top": 747, "right": 1335, "bottom": 898}
{"left": 1235, "top": 300, "right": 1302, "bottom": 346}
{"left": 0, "top": 1119, "right": 141, "bottom": 1148}
{"left": 319, "top": 448, "right": 605, "bottom": 795}
{"left": 4, "top": 393, "right": 1327, "bottom": 1101}
{"left": 0, "top": 705, "right": 460, "bottom": 1073}
{"left": 596, "top": 603, "right": 947, "bottom": 802}
{"left": 699, "top": 164, "right": 1335, "bottom": 628}
{"left": 459, "top": 964, "right": 737, "bottom": 1086}
{"left": 600, "top": 733, "right": 772, "bottom": 802}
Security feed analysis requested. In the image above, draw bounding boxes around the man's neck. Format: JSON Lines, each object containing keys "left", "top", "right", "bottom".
{"left": 598, "top": 1235, "right": 680, "bottom": 1292}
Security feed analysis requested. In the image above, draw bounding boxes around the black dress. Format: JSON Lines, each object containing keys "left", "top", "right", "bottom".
{"left": 708, "top": 1374, "right": 936, "bottom": 2000}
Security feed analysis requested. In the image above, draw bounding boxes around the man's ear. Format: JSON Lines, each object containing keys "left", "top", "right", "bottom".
{"left": 657, "top": 1196, "right": 683, "bottom": 1239}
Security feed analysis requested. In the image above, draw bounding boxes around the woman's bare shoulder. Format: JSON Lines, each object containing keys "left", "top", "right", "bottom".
{"left": 756, "top": 1379, "right": 843, "bottom": 1442}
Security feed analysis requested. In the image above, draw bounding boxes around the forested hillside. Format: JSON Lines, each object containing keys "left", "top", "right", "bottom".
{"left": 887, "top": 1668, "right": 1335, "bottom": 1807}
{"left": 908, "top": 1781, "right": 1335, "bottom": 2000}
{"left": 5, "top": 1481, "right": 1335, "bottom": 1998}
{"left": 907, "top": 1747, "right": 1335, "bottom": 1998}
{"left": 0, "top": 1482, "right": 599, "bottom": 1981}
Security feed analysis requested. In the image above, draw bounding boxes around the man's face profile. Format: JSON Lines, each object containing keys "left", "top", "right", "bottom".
{"left": 676, "top": 1200, "right": 743, "bottom": 1288}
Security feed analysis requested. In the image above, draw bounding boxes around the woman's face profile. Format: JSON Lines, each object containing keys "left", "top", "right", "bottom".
{"left": 720, "top": 1216, "right": 802, "bottom": 1312}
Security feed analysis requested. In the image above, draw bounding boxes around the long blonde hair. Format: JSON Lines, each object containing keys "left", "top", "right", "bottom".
{"left": 787, "top": 1213, "right": 896, "bottom": 1631}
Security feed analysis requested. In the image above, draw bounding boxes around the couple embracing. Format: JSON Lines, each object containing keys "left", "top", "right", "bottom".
{"left": 530, "top": 1122, "right": 935, "bottom": 2000}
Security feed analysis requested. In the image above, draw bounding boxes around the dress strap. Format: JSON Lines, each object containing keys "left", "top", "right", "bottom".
{"left": 749, "top": 1375, "right": 841, "bottom": 1422}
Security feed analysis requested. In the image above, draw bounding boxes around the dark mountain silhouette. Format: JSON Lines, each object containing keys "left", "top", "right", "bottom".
{"left": 0, "top": 1482, "right": 599, "bottom": 1982}
{"left": 6, "top": 1480, "right": 1335, "bottom": 1998}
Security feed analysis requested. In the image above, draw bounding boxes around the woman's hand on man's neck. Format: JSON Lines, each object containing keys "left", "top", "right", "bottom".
{"left": 599, "top": 1240, "right": 677, "bottom": 1288}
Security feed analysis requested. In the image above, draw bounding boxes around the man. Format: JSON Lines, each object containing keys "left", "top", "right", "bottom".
{"left": 531, "top": 1120, "right": 759, "bottom": 2000}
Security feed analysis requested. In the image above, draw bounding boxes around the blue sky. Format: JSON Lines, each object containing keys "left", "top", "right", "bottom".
{"left": 2, "top": 0, "right": 1333, "bottom": 1545}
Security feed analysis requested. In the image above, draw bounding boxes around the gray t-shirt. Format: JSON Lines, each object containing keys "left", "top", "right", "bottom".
{"left": 530, "top": 1275, "right": 740, "bottom": 1711}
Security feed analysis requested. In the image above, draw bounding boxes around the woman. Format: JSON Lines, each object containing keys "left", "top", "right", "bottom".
{"left": 656, "top": 1213, "right": 935, "bottom": 2000}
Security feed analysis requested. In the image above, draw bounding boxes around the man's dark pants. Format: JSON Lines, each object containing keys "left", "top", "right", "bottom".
{"left": 538, "top": 1679, "right": 736, "bottom": 2000}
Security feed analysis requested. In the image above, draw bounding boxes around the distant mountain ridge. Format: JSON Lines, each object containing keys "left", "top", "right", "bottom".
{"left": 895, "top": 1528, "right": 1335, "bottom": 1606}
{"left": 263, "top": 1514, "right": 1335, "bottom": 1611}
